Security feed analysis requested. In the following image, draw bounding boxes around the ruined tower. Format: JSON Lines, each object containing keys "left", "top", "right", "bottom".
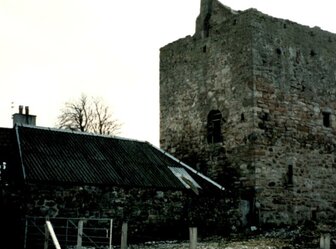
{"left": 160, "top": 0, "right": 336, "bottom": 227}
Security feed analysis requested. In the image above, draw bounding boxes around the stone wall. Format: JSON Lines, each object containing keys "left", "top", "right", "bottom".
{"left": 160, "top": 2, "right": 259, "bottom": 228}
{"left": 249, "top": 9, "right": 336, "bottom": 225}
{"left": 2, "top": 182, "right": 234, "bottom": 244}
{"left": 17, "top": 184, "right": 188, "bottom": 242}
{"left": 1, "top": 183, "right": 190, "bottom": 247}
{"left": 160, "top": 0, "right": 336, "bottom": 228}
{"left": 160, "top": 4, "right": 255, "bottom": 182}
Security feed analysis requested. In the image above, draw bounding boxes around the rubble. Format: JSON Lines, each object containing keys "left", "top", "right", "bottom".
{"left": 128, "top": 225, "right": 336, "bottom": 249}
{"left": 129, "top": 238, "right": 290, "bottom": 249}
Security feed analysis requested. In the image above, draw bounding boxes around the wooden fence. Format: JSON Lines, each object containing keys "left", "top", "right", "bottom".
{"left": 25, "top": 217, "right": 200, "bottom": 249}
{"left": 24, "top": 217, "right": 113, "bottom": 249}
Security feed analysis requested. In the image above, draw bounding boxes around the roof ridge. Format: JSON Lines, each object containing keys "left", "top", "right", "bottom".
{"left": 15, "top": 124, "right": 147, "bottom": 144}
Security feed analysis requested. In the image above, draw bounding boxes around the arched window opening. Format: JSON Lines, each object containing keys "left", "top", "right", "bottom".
{"left": 207, "top": 110, "right": 223, "bottom": 143}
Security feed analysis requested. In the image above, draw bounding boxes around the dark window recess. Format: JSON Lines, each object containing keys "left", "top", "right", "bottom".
{"left": 287, "top": 165, "right": 293, "bottom": 186}
{"left": 241, "top": 113, "right": 245, "bottom": 122}
{"left": 258, "top": 112, "right": 270, "bottom": 121}
{"left": 203, "top": 14, "right": 211, "bottom": 37}
{"left": 311, "top": 209, "right": 317, "bottom": 221}
{"left": 207, "top": 110, "right": 223, "bottom": 143}
{"left": 268, "top": 182, "right": 276, "bottom": 187}
{"left": 323, "top": 112, "right": 331, "bottom": 127}
{"left": 203, "top": 46, "right": 207, "bottom": 53}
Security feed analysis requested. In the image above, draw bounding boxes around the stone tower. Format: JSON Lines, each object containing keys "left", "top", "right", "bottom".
{"left": 160, "top": 0, "right": 336, "bottom": 227}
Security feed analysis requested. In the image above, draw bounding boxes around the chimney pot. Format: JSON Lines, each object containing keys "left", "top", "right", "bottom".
{"left": 13, "top": 105, "right": 36, "bottom": 126}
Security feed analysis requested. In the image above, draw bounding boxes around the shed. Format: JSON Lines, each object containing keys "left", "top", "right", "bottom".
{"left": 0, "top": 125, "right": 223, "bottom": 248}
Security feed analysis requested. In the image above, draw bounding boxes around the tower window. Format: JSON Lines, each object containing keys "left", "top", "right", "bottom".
{"left": 287, "top": 165, "right": 293, "bottom": 186}
{"left": 207, "top": 110, "right": 223, "bottom": 143}
{"left": 241, "top": 113, "right": 245, "bottom": 122}
{"left": 311, "top": 209, "right": 317, "bottom": 221}
{"left": 203, "top": 13, "right": 211, "bottom": 38}
{"left": 322, "top": 112, "right": 331, "bottom": 127}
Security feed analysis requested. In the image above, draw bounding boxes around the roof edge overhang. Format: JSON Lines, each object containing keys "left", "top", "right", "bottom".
{"left": 149, "top": 143, "right": 225, "bottom": 191}
{"left": 23, "top": 179, "right": 189, "bottom": 191}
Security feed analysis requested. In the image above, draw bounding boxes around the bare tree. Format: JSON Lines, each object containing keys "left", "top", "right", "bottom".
{"left": 91, "top": 97, "right": 121, "bottom": 135}
{"left": 57, "top": 94, "right": 121, "bottom": 135}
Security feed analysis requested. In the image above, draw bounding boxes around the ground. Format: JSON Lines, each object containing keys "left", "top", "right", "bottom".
{"left": 129, "top": 225, "right": 335, "bottom": 249}
{"left": 130, "top": 238, "right": 292, "bottom": 249}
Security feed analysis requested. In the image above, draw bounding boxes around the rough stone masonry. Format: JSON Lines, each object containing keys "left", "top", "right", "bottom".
{"left": 160, "top": 0, "right": 336, "bottom": 228}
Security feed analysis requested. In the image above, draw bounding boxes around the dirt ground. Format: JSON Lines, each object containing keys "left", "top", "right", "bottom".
{"left": 129, "top": 238, "right": 293, "bottom": 249}
{"left": 128, "top": 226, "right": 333, "bottom": 249}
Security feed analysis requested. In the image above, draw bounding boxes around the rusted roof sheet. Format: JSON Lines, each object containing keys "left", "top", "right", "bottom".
{"left": 15, "top": 125, "right": 188, "bottom": 189}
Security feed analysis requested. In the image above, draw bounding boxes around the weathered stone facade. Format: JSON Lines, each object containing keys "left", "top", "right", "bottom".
{"left": 2, "top": 181, "right": 189, "bottom": 246}
{"left": 160, "top": 0, "right": 336, "bottom": 227}
{"left": 23, "top": 184, "right": 187, "bottom": 241}
{"left": 2, "top": 181, "right": 232, "bottom": 246}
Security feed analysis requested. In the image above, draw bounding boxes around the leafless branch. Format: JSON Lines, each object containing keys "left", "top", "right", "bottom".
{"left": 57, "top": 94, "right": 121, "bottom": 135}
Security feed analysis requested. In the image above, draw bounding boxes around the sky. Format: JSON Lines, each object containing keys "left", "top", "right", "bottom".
{"left": 0, "top": 0, "right": 335, "bottom": 146}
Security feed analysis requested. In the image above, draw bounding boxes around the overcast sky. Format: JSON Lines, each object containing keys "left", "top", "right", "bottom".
{"left": 0, "top": 0, "right": 335, "bottom": 145}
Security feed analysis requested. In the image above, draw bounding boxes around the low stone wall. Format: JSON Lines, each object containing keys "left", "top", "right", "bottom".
{"left": 22, "top": 184, "right": 188, "bottom": 242}
{"left": 1, "top": 182, "right": 238, "bottom": 245}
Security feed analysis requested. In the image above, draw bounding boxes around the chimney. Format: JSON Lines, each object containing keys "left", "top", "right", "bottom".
{"left": 19, "top": 105, "right": 23, "bottom": 114}
{"left": 13, "top": 105, "right": 37, "bottom": 126}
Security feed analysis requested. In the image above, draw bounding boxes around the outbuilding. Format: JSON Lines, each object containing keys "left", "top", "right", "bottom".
{"left": 0, "top": 121, "right": 224, "bottom": 249}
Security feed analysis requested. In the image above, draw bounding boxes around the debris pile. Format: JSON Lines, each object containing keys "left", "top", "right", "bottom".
{"left": 129, "top": 224, "right": 336, "bottom": 249}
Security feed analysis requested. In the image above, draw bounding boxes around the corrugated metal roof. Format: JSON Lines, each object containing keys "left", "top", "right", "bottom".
{"left": 15, "top": 125, "right": 189, "bottom": 189}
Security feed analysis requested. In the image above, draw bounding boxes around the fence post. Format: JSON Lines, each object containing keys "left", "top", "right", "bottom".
{"left": 109, "top": 219, "right": 113, "bottom": 249}
{"left": 189, "top": 227, "right": 197, "bottom": 249}
{"left": 121, "top": 222, "right": 128, "bottom": 249}
{"left": 77, "top": 219, "right": 84, "bottom": 249}
{"left": 46, "top": 221, "right": 62, "bottom": 249}
{"left": 44, "top": 223, "right": 50, "bottom": 249}
{"left": 24, "top": 218, "right": 28, "bottom": 249}
{"left": 320, "top": 233, "right": 331, "bottom": 249}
